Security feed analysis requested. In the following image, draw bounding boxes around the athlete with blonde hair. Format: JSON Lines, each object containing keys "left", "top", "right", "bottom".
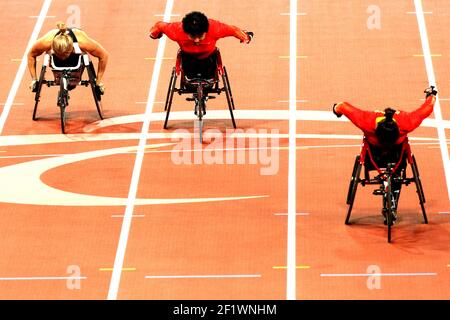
{"left": 28, "top": 22, "right": 109, "bottom": 93}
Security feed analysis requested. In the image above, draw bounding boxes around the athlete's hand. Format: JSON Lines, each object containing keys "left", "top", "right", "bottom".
{"left": 332, "top": 103, "right": 342, "bottom": 118}
{"left": 30, "top": 79, "right": 38, "bottom": 92}
{"left": 149, "top": 26, "right": 163, "bottom": 39}
{"left": 240, "top": 30, "right": 254, "bottom": 44}
{"left": 424, "top": 85, "right": 437, "bottom": 98}
{"left": 96, "top": 82, "right": 105, "bottom": 95}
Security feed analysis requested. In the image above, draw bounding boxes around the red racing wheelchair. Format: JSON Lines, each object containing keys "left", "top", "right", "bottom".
{"left": 163, "top": 48, "right": 237, "bottom": 143}
{"left": 345, "top": 137, "right": 428, "bottom": 243}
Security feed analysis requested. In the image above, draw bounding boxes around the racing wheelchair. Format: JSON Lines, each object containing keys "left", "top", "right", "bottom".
{"left": 163, "top": 48, "right": 237, "bottom": 144}
{"left": 345, "top": 137, "right": 427, "bottom": 243}
{"left": 32, "top": 52, "right": 104, "bottom": 134}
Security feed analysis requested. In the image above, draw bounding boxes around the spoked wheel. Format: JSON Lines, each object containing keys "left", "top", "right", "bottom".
{"left": 33, "top": 65, "right": 46, "bottom": 121}
{"left": 345, "top": 155, "right": 362, "bottom": 225}
{"left": 411, "top": 155, "right": 428, "bottom": 224}
{"left": 87, "top": 64, "right": 103, "bottom": 120}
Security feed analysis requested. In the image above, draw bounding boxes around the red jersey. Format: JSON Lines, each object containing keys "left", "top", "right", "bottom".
{"left": 336, "top": 96, "right": 436, "bottom": 146}
{"left": 157, "top": 19, "right": 238, "bottom": 59}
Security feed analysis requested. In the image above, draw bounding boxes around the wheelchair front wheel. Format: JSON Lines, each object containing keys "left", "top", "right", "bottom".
{"left": 60, "top": 105, "right": 66, "bottom": 134}
{"left": 384, "top": 176, "right": 395, "bottom": 243}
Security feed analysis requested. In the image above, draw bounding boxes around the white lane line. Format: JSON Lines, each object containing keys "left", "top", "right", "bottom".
{"left": 274, "top": 213, "right": 309, "bottom": 216}
{"left": 0, "top": 0, "right": 52, "bottom": 135}
{"left": 320, "top": 273, "right": 437, "bottom": 277}
{"left": 154, "top": 13, "right": 180, "bottom": 17}
{"left": 0, "top": 103, "right": 24, "bottom": 106}
{"left": 420, "top": 98, "right": 450, "bottom": 101}
{"left": 277, "top": 100, "right": 308, "bottom": 103}
{"left": 438, "top": 212, "right": 450, "bottom": 214}
{"left": 107, "top": 0, "right": 174, "bottom": 301}
{"left": 280, "top": 13, "right": 307, "bottom": 16}
{"left": 111, "top": 215, "right": 145, "bottom": 218}
{"left": 407, "top": 11, "right": 432, "bottom": 14}
{"left": 4, "top": 142, "right": 447, "bottom": 159}
{"left": 145, "top": 274, "right": 261, "bottom": 279}
{"left": 415, "top": 0, "right": 450, "bottom": 200}
{"left": 0, "top": 133, "right": 444, "bottom": 149}
{"left": 287, "top": 0, "right": 297, "bottom": 301}
{"left": 78, "top": 110, "right": 450, "bottom": 131}
{"left": 0, "top": 276, "right": 87, "bottom": 281}
{"left": 136, "top": 101, "right": 164, "bottom": 104}
{"left": 29, "top": 15, "right": 56, "bottom": 18}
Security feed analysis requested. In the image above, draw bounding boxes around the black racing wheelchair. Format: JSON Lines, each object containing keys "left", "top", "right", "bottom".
{"left": 32, "top": 52, "right": 104, "bottom": 134}
{"left": 345, "top": 137, "right": 427, "bottom": 243}
{"left": 163, "top": 48, "right": 239, "bottom": 144}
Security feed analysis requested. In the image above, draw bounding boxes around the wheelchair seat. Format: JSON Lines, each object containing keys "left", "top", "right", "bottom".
{"left": 345, "top": 137, "right": 428, "bottom": 242}
{"left": 50, "top": 54, "right": 85, "bottom": 90}
{"left": 177, "top": 50, "right": 220, "bottom": 94}
{"left": 363, "top": 141, "right": 408, "bottom": 174}
{"left": 32, "top": 52, "right": 104, "bottom": 133}
{"left": 163, "top": 47, "right": 237, "bottom": 130}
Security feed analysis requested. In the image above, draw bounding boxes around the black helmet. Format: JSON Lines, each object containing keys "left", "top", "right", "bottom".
{"left": 375, "top": 108, "right": 400, "bottom": 146}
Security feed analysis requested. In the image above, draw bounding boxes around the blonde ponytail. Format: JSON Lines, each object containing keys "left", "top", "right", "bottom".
{"left": 56, "top": 21, "right": 67, "bottom": 33}
{"left": 52, "top": 22, "right": 73, "bottom": 59}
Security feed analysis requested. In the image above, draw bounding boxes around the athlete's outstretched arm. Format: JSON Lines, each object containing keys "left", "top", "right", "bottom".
{"left": 334, "top": 101, "right": 375, "bottom": 133}
{"left": 76, "top": 30, "right": 109, "bottom": 84}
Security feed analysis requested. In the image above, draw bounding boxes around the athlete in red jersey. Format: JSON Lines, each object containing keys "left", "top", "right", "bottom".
{"left": 149, "top": 11, "right": 252, "bottom": 78}
{"left": 332, "top": 86, "right": 437, "bottom": 147}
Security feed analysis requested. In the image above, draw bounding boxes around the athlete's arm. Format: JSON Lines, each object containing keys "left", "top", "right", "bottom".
{"left": 212, "top": 20, "right": 251, "bottom": 43}
{"left": 27, "top": 30, "right": 55, "bottom": 81}
{"left": 334, "top": 101, "right": 376, "bottom": 133}
{"left": 75, "top": 29, "right": 109, "bottom": 84}
{"left": 399, "top": 95, "right": 436, "bottom": 132}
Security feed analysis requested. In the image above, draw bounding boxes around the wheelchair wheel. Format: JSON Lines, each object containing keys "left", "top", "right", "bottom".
{"left": 222, "top": 67, "right": 237, "bottom": 129}
{"left": 384, "top": 175, "right": 395, "bottom": 243}
{"left": 222, "top": 66, "right": 235, "bottom": 110}
{"left": 198, "top": 118, "right": 203, "bottom": 144}
{"left": 195, "top": 86, "right": 206, "bottom": 144}
{"left": 60, "top": 105, "right": 66, "bottom": 134}
{"left": 86, "top": 64, "right": 103, "bottom": 120}
{"left": 411, "top": 155, "right": 428, "bottom": 224}
{"left": 164, "top": 67, "right": 177, "bottom": 129}
{"left": 345, "top": 155, "right": 362, "bottom": 225}
{"left": 32, "top": 65, "right": 47, "bottom": 121}
{"left": 57, "top": 79, "right": 68, "bottom": 134}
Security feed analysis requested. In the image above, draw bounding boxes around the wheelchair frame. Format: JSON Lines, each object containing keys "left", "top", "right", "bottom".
{"left": 345, "top": 137, "right": 427, "bottom": 243}
{"left": 32, "top": 53, "right": 104, "bottom": 134}
{"left": 163, "top": 49, "right": 237, "bottom": 143}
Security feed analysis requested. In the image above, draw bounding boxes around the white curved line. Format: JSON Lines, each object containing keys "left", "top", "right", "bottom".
{"left": 0, "top": 144, "right": 267, "bottom": 206}
{"left": 0, "top": 132, "right": 444, "bottom": 148}
{"left": 82, "top": 110, "right": 450, "bottom": 132}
